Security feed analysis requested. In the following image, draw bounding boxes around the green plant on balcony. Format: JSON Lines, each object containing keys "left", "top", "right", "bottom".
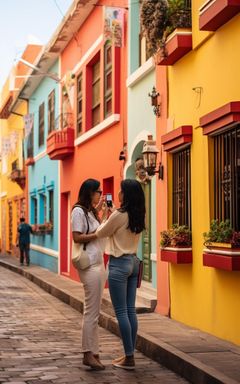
{"left": 203, "top": 219, "right": 240, "bottom": 249}
{"left": 203, "top": 219, "right": 233, "bottom": 247}
{"left": 32, "top": 222, "right": 53, "bottom": 235}
{"left": 160, "top": 224, "right": 192, "bottom": 248}
{"left": 141, "top": 0, "right": 192, "bottom": 55}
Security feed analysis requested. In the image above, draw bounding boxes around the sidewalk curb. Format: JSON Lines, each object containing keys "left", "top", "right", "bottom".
{"left": 0, "top": 259, "right": 238, "bottom": 384}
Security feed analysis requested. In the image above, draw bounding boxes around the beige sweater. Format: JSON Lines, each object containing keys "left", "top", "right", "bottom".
{"left": 96, "top": 210, "right": 141, "bottom": 257}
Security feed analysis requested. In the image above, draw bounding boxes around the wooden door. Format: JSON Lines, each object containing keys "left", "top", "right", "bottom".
{"left": 142, "top": 183, "right": 152, "bottom": 281}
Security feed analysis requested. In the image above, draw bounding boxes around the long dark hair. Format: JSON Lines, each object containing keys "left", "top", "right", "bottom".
{"left": 74, "top": 178, "right": 100, "bottom": 220}
{"left": 119, "top": 179, "right": 146, "bottom": 234}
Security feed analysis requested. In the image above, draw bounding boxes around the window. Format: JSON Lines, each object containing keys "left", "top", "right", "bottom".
{"left": 43, "top": 195, "right": 47, "bottom": 223}
{"left": 31, "top": 197, "right": 38, "bottom": 224}
{"left": 38, "top": 102, "right": 44, "bottom": 147}
{"left": 27, "top": 128, "right": 34, "bottom": 158}
{"left": 104, "top": 43, "right": 112, "bottom": 118}
{"left": 172, "top": 147, "right": 191, "bottom": 227}
{"left": 49, "top": 190, "right": 54, "bottom": 224}
{"left": 48, "top": 90, "right": 55, "bottom": 132}
{"left": 139, "top": 33, "right": 152, "bottom": 66}
{"left": 77, "top": 73, "right": 83, "bottom": 136}
{"left": 92, "top": 60, "right": 101, "bottom": 127}
{"left": 214, "top": 126, "right": 240, "bottom": 230}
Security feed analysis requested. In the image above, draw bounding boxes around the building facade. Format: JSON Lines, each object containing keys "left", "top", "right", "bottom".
{"left": 154, "top": 0, "right": 240, "bottom": 344}
{"left": 45, "top": 0, "right": 128, "bottom": 280}
{"left": 0, "top": 44, "right": 42, "bottom": 256}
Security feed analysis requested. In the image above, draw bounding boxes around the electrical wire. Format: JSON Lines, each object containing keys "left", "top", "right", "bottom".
{"left": 52, "top": 0, "right": 81, "bottom": 48}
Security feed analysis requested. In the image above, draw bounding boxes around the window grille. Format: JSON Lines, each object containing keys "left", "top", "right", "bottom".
{"left": 214, "top": 125, "right": 240, "bottom": 230}
{"left": 173, "top": 147, "right": 191, "bottom": 227}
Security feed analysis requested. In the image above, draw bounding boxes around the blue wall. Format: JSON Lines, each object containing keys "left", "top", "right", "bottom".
{"left": 26, "top": 61, "right": 59, "bottom": 273}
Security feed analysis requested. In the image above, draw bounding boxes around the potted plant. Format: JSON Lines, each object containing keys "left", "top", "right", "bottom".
{"left": 141, "top": 0, "right": 192, "bottom": 63}
{"left": 203, "top": 220, "right": 240, "bottom": 271}
{"left": 160, "top": 224, "right": 192, "bottom": 263}
{"left": 203, "top": 219, "right": 233, "bottom": 249}
{"left": 32, "top": 222, "right": 53, "bottom": 235}
{"left": 45, "top": 222, "right": 53, "bottom": 234}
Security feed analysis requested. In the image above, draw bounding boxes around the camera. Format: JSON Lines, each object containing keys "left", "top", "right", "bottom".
{"left": 106, "top": 193, "right": 113, "bottom": 207}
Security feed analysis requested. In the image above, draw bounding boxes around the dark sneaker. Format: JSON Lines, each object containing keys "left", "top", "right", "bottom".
{"left": 112, "top": 356, "right": 135, "bottom": 370}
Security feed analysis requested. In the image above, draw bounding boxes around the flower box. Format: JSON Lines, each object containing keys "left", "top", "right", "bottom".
{"left": 203, "top": 248, "right": 240, "bottom": 271}
{"left": 32, "top": 222, "right": 53, "bottom": 235}
{"left": 199, "top": 0, "right": 240, "bottom": 31}
{"left": 156, "top": 28, "right": 192, "bottom": 66}
{"left": 160, "top": 225, "right": 192, "bottom": 264}
{"left": 161, "top": 247, "right": 192, "bottom": 264}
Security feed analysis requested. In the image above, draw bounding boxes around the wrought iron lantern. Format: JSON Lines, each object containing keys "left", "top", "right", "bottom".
{"left": 142, "top": 135, "right": 164, "bottom": 179}
{"left": 148, "top": 86, "right": 161, "bottom": 117}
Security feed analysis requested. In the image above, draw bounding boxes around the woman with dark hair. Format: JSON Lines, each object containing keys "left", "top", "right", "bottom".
{"left": 71, "top": 178, "right": 107, "bottom": 370}
{"left": 95, "top": 179, "right": 146, "bottom": 370}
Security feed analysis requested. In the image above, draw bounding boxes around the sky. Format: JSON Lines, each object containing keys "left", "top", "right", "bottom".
{"left": 0, "top": 0, "right": 73, "bottom": 89}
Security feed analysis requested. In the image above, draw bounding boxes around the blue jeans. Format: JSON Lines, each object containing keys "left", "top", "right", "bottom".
{"left": 108, "top": 254, "right": 140, "bottom": 356}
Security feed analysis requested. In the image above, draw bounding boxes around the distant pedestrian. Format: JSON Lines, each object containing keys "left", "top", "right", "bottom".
{"left": 71, "top": 178, "right": 107, "bottom": 370}
{"left": 95, "top": 179, "right": 146, "bottom": 370}
{"left": 16, "top": 218, "right": 33, "bottom": 266}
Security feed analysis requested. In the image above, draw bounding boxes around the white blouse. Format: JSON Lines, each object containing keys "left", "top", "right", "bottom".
{"left": 71, "top": 207, "right": 106, "bottom": 266}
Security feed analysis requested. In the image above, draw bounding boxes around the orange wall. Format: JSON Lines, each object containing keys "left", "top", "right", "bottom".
{"left": 60, "top": 1, "right": 128, "bottom": 280}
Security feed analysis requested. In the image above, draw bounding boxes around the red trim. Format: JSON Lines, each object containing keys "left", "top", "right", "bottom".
{"left": 113, "top": 47, "right": 121, "bottom": 114}
{"left": 161, "top": 249, "right": 192, "bottom": 264}
{"left": 203, "top": 252, "right": 240, "bottom": 271}
{"left": 199, "top": 0, "right": 240, "bottom": 31}
{"left": 200, "top": 101, "right": 240, "bottom": 135}
{"left": 156, "top": 32, "right": 192, "bottom": 66}
{"left": 161, "top": 125, "right": 192, "bottom": 152}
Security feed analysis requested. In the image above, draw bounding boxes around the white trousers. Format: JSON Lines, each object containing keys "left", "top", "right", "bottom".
{"left": 78, "top": 263, "right": 107, "bottom": 354}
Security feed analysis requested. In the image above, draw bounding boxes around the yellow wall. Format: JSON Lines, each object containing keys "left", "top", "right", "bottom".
{"left": 0, "top": 88, "right": 27, "bottom": 254}
{"left": 167, "top": 7, "right": 240, "bottom": 345}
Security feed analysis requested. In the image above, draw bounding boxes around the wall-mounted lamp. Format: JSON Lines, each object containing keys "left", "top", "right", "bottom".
{"left": 119, "top": 143, "right": 127, "bottom": 161}
{"left": 148, "top": 86, "right": 161, "bottom": 117}
{"left": 142, "top": 135, "right": 164, "bottom": 180}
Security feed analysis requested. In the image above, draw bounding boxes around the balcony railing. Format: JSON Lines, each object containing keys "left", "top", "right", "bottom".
{"left": 46, "top": 113, "right": 75, "bottom": 160}
{"left": 9, "top": 168, "right": 26, "bottom": 189}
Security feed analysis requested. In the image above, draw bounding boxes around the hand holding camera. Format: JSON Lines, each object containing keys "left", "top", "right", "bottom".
{"left": 106, "top": 193, "right": 113, "bottom": 208}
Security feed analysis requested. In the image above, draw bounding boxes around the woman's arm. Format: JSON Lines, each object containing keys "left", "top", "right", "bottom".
{"left": 96, "top": 210, "right": 124, "bottom": 238}
{"left": 72, "top": 231, "right": 97, "bottom": 244}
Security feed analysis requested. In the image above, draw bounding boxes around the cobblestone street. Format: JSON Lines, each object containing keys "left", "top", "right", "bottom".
{"left": 0, "top": 267, "right": 188, "bottom": 384}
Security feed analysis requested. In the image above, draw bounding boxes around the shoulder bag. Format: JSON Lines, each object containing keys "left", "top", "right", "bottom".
{"left": 137, "top": 259, "right": 143, "bottom": 288}
{"left": 72, "top": 207, "right": 90, "bottom": 270}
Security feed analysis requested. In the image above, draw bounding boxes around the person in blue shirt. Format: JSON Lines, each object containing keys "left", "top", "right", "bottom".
{"left": 16, "top": 218, "right": 33, "bottom": 266}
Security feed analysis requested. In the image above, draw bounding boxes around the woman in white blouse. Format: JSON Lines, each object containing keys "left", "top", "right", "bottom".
{"left": 71, "top": 178, "right": 107, "bottom": 370}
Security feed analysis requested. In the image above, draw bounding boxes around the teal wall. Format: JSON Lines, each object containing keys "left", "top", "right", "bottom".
{"left": 128, "top": 0, "right": 158, "bottom": 287}
{"left": 129, "top": 0, "right": 140, "bottom": 74}
{"left": 26, "top": 61, "right": 59, "bottom": 273}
